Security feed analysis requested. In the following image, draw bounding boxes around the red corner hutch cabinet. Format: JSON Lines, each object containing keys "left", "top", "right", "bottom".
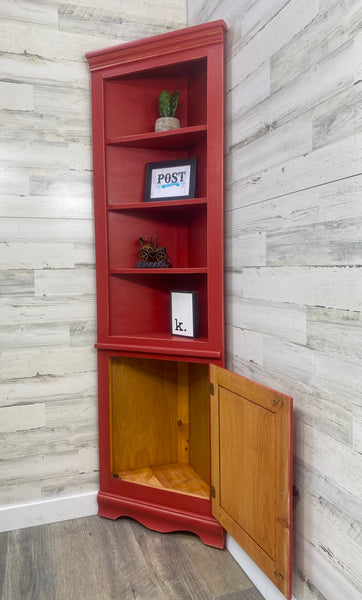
{"left": 86, "top": 21, "right": 293, "bottom": 600}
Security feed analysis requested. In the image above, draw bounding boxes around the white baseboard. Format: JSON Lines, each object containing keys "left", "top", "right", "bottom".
{"left": 226, "top": 534, "right": 290, "bottom": 600}
{"left": 0, "top": 491, "right": 98, "bottom": 533}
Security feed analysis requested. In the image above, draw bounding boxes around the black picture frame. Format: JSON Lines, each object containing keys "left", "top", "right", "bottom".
{"left": 170, "top": 290, "right": 199, "bottom": 338}
{"left": 144, "top": 158, "right": 197, "bottom": 202}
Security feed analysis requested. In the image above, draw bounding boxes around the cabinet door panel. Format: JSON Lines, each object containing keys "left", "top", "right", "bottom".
{"left": 210, "top": 365, "right": 293, "bottom": 599}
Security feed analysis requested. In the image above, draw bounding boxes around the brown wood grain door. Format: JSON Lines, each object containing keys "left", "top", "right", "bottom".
{"left": 210, "top": 365, "right": 293, "bottom": 599}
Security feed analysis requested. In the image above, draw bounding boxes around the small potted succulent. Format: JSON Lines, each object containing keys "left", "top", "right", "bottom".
{"left": 155, "top": 90, "right": 180, "bottom": 132}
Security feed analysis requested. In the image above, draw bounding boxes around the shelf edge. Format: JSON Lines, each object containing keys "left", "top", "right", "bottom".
{"left": 106, "top": 124, "right": 207, "bottom": 146}
{"left": 109, "top": 268, "right": 207, "bottom": 275}
{"left": 95, "top": 342, "right": 220, "bottom": 359}
{"left": 108, "top": 198, "right": 207, "bottom": 211}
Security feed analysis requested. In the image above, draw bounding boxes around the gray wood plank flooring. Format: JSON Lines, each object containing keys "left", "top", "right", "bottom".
{"left": 0, "top": 516, "right": 264, "bottom": 600}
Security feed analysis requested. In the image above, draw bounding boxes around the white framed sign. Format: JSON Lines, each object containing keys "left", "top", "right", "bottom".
{"left": 170, "top": 291, "right": 199, "bottom": 338}
{"left": 144, "top": 158, "right": 197, "bottom": 202}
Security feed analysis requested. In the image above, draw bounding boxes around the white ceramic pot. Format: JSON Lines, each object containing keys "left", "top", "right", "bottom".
{"left": 155, "top": 117, "right": 180, "bottom": 132}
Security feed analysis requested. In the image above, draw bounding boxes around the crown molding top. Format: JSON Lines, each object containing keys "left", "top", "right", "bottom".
{"left": 85, "top": 20, "right": 227, "bottom": 73}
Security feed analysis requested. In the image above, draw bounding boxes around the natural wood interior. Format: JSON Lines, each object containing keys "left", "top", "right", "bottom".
{"left": 110, "top": 357, "right": 210, "bottom": 498}
{"left": 218, "top": 387, "right": 276, "bottom": 558}
{"left": 189, "top": 362, "right": 211, "bottom": 484}
{"left": 210, "top": 364, "right": 292, "bottom": 599}
{"left": 115, "top": 462, "right": 209, "bottom": 498}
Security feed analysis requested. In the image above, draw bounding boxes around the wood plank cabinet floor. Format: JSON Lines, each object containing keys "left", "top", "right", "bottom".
{"left": 0, "top": 515, "right": 264, "bottom": 600}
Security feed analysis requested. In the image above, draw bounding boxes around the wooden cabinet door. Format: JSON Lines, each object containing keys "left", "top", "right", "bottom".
{"left": 210, "top": 365, "right": 293, "bottom": 599}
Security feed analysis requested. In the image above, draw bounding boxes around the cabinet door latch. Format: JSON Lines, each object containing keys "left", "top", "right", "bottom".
{"left": 273, "top": 570, "right": 284, "bottom": 580}
{"left": 210, "top": 382, "right": 215, "bottom": 396}
{"left": 210, "top": 485, "right": 216, "bottom": 498}
{"left": 271, "top": 397, "right": 282, "bottom": 406}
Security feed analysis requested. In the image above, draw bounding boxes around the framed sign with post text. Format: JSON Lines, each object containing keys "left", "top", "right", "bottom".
{"left": 144, "top": 158, "right": 197, "bottom": 202}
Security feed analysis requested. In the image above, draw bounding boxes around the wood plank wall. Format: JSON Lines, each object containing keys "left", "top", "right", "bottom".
{"left": 0, "top": 2, "right": 186, "bottom": 509}
{"left": 188, "top": 1, "right": 362, "bottom": 599}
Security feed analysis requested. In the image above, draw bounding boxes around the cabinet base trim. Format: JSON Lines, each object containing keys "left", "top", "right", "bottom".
{"left": 98, "top": 491, "right": 225, "bottom": 548}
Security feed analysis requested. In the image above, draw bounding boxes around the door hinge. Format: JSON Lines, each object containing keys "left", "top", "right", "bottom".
{"left": 293, "top": 484, "right": 300, "bottom": 510}
{"left": 210, "top": 382, "right": 215, "bottom": 396}
{"left": 210, "top": 485, "right": 216, "bottom": 498}
{"left": 273, "top": 570, "right": 284, "bottom": 580}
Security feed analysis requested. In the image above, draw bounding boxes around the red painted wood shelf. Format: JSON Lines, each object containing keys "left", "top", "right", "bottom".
{"left": 108, "top": 197, "right": 207, "bottom": 211}
{"left": 106, "top": 124, "right": 207, "bottom": 149}
{"left": 109, "top": 268, "right": 207, "bottom": 275}
{"left": 87, "top": 22, "right": 292, "bottom": 599}
{"left": 86, "top": 20, "right": 227, "bottom": 549}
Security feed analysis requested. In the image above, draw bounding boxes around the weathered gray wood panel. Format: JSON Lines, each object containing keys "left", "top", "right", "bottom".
{"left": 190, "top": 1, "right": 362, "bottom": 599}
{"left": 0, "top": 296, "right": 96, "bottom": 326}
{"left": 0, "top": 0, "right": 187, "bottom": 525}
{"left": 2, "top": 1, "right": 362, "bottom": 598}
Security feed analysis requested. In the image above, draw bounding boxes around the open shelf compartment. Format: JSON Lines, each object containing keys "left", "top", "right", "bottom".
{"left": 108, "top": 272, "right": 208, "bottom": 339}
{"left": 106, "top": 135, "right": 207, "bottom": 205}
{"left": 104, "top": 58, "right": 207, "bottom": 138}
{"left": 108, "top": 203, "right": 207, "bottom": 270}
{"left": 110, "top": 357, "right": 210, "bottom": 499}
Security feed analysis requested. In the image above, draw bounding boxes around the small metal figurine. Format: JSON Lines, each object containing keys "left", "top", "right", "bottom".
{"left": 135, "top": 237, "right": 171, "bottom": 268}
